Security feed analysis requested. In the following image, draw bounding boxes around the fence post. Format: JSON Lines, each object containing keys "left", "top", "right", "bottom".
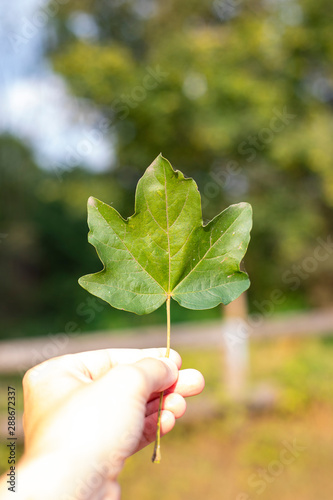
{"left": 221, "top": 292, "right": 249, "bottom": 400}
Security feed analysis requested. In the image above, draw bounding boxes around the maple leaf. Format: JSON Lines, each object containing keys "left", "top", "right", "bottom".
{"left": 79, "top": 154, "right": 252, "bottom": 313}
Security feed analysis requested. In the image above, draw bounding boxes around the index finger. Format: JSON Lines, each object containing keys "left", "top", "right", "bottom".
{"left": 69, "top": 347, "right": 182, "bottom": 381}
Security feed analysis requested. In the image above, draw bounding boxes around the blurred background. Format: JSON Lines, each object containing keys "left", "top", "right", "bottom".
{"left": 1, "top": 0, "right": 333, "bottom": 498}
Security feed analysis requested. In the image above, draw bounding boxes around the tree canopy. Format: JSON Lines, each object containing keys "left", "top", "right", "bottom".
{"left": 1, "top": 0, "right": 333, "bottom": 338}
{"left": 50, "top": 0, "right": 333, "bottom": 303}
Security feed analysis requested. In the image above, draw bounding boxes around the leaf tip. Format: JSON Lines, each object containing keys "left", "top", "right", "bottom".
{"left": 238, "top": 201, "right": 252, "bottom": 213}
{"left": 88, "top": 196, "right": 97, "bottom": 208}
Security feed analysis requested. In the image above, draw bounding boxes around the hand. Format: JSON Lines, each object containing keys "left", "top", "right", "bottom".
{"left": 9, "top": 348, "right": 204, "bottom": 499}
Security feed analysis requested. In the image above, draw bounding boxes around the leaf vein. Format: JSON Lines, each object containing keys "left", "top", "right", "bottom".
{"left": 80, "top": 280, "right": 164, "bottom": 296}
{"left": 163, "top": 163, "right": 171, "bottom": 292}
{"left": 170, "top": 226, "right": 196, "bottom": 259}
{"left": 93, "top": 209, "right": 165, "bottom": 293}
{"left": 172, "top": 210, "right": 245, "bottom": 293}
{"left": 174, "top": 277, "right": 246, "bottom": 295}
{"left": 144, "top": 191, "right": 167, "bottom": 233}
{"left": 168, "top": 185, "right": 190, "bottom": 229}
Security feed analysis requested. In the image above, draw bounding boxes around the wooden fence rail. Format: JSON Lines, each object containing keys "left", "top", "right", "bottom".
{"left": 1, "top": 308, "right": 333, "bottom": 374}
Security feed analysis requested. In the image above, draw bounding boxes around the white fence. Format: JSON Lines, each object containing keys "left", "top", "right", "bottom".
{"left": 0, "top": 308, "right": 332, "bottom": 375}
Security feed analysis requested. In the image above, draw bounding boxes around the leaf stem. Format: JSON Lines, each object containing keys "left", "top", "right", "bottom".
{"left": 166, "top": 293, "right": 171, "bottom": 357}
{"left": 152, "top": 294, "right": 171, "bottom": 463}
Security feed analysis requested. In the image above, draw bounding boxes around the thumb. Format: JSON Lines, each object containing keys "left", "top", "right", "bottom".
{"left": 98, "top": 357, "right": 179, "bottom": 402}
{"left": 134, "top": 357, "right": 179, "bottom": 399}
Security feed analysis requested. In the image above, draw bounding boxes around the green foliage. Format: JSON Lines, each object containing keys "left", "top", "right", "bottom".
{"left": 250, "top": 337, "right": 333, "bottom": 414}
{"left": 0, "top": 136, "right": 133, "bottom": 338}
{"left": 2, "top": 0, "right": 333, "bottom": 338}
{"left": 79, "top": 155, "right": 252, "bottom": 314}
{"left": 49, "top": 0, "right": 333, "bottom": 307}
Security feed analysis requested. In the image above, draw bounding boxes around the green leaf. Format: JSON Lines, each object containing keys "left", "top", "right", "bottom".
{"left": 79, "top": 154, "right": 252, "bottom": 314}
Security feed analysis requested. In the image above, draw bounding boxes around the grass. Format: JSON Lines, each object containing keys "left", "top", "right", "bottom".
{"left": 0, "top": 335, "right": 333, "bottom": 499}
{"left": 119, "top": 335, "right": 333, "bottom": 500}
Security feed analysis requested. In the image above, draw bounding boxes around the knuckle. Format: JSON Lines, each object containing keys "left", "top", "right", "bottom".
{"left": 22, "top": 363, "right": 43, "bottom": 391}
{"left": 119, "top": 364, "right": 147, "bottom": 390}
{"left": 22, "top": 368, "right": 35, "bottom": 389}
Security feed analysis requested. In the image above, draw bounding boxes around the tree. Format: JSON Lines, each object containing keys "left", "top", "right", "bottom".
{"left": 46, "top": 0, "right": 333, "bottom": 308}
{"left": 0, "top": 135, "right": 136, "bottom": 338}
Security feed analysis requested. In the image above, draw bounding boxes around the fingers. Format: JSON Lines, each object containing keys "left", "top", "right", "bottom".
{"left": 24, "top": 348, "right": 182, "bottom": 385}
{"left": 64, "top": 348, "right": 182, "bottom": 381}
{"left": 166, "top": 368, "right": 205, "bottom": 396}
{"left": 134, "top": 369, "right": 205, "bottom": 454}
{"left": 146, "top": 392, "right": 186, "bottom": 419}
{"left": 130, "top": 357, "right": 179, "bottom": 398}
{"left": 135, "top": 369, "right": 205, "bottom": 454}
{"left": 107, "top": 348, "right": 182, "bottom": 369}
{"left": 135, "top": 410, "right": 176, "bottom": 453}
{"left": 149, "top": 368, "right": 205, "bottom": 401}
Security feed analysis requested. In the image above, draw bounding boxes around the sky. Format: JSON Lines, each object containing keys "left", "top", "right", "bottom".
{"left": 0, "top": 0, "right": 113, "bottom": 174}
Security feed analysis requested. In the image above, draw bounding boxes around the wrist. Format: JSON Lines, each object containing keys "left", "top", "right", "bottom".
{"left": 12, "top": 451, "right": 121, "bottom": 500}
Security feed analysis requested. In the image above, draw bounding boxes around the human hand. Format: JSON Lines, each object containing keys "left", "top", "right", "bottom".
{"left": 14, "top": 348, "right": 204, "bottom": 499}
